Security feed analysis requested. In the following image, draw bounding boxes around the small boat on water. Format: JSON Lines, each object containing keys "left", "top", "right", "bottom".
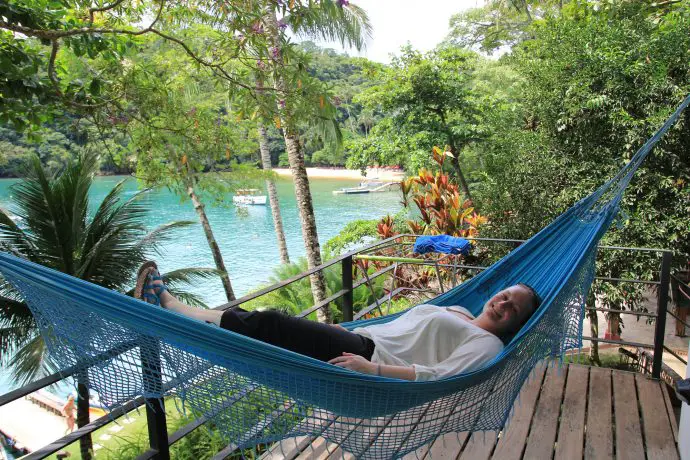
{"left": 232, "top": 189, "right": 267, "bottom": 206}
{"left": 333, "top": 179, "right": 399, "bottom": 195}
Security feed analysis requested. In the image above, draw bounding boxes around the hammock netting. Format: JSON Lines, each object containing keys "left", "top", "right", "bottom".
{"left": 0, "top": 94, "right": 688, "bottom": 459}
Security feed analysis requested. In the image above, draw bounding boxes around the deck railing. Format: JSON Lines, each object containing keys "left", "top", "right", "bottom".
{"left": 0, "top": 235, "right": 681, "bottom": 459}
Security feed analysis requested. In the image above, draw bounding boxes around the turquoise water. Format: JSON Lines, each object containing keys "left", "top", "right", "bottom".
{"left": 0, "top": 175, "right": 402, "bottom": 394}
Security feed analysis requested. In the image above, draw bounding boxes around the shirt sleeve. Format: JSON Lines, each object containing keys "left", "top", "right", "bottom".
{"left": 413, "top": 336, "right": 504, "bottom": 382}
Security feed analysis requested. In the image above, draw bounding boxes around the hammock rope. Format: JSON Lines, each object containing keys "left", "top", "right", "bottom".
{"left": 1, "top": 94, "right": 688, "bottom": 459}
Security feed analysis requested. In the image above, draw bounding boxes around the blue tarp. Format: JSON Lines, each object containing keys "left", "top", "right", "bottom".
{"left": 413, "top": 235, "right": 472, "bottom": 255}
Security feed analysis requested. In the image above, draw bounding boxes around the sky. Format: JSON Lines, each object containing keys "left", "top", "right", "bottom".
{"left": 314, "top": 0, "right": 485, "bottom": 63}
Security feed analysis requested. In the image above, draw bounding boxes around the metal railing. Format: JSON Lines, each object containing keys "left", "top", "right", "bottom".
{"left": 0, "top": 234, "right": 680, "bottom": 459}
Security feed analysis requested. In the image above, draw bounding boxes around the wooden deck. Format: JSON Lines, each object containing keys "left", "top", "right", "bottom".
{"left": 262, "top": 364, "right": 680, "bottom": 459}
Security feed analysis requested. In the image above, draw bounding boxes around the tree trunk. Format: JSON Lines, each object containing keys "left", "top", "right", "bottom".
{"left": 264, "top": 11, "right": 330, "bottom": 322}
{"left": 587, "top": 295, "right": 601, "bottom": 365}
{"left": 258, "top": 122, "right": 290, "bottom": 265}
{"left": 186, "top": 181, "right": 236, "bottom": 302}
{"left": 449, "top": 149, "right": 473, "bottom": 203}
{"left": 282, "top": 131, "right": 330, "bottom": 322}
{"left": 77, "top": 375, "right": 93, "bottom": 460}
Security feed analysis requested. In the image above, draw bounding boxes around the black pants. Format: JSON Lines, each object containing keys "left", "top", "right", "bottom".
{"left": 220, "top": 307, "right": 375, "bottom": 362}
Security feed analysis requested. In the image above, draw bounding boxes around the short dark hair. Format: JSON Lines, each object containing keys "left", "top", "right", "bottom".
{"left": 517, "top": 282, "right": 542, "bottom": 316}
{"left": 501, "top": 283, "right": 542, "bottom": 344}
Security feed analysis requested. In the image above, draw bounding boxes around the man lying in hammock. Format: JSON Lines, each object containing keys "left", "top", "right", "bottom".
{"left": 136, "top": 263, "right": 540, "bottom": 382}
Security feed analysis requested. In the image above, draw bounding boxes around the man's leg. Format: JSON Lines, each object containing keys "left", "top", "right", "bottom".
{"left": 158, "top": 290, "right": 223, "bottom": 325}
{"left": 219, "top": 308, "right": 374, "bottom": 362}
{"left": 145, "top": 276, "right": 373, "bottom": 362}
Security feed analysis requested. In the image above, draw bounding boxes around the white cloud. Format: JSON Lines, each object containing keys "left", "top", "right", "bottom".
{"left": 314, "top": 0, "right": 484, "bottom": 62}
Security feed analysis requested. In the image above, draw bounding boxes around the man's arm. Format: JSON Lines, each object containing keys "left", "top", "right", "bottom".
{"left": 328, "top": 353, "right": 416, "bottom": 380}
{"left": 378, "top": 363, "right": 416, "bottom": 380}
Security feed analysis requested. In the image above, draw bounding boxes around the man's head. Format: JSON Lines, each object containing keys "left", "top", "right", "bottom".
{"left": 478, "top": 283, "right": 541, "bottom": 340}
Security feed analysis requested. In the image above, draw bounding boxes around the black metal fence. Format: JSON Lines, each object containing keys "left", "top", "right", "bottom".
{"left": 0, "top": 235, "right": 683, "bottom": 459}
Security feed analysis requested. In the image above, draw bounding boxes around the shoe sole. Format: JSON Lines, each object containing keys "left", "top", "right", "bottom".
{"left": 134, "top": 261, "right": 158, "bottom": 300}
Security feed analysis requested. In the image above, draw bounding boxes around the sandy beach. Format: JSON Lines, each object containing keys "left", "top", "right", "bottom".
{"left": 273, "top": 167, "right": 405, "bottom": 182}
{"left": 0, "top": 397, "right": 65, "bottom": 452}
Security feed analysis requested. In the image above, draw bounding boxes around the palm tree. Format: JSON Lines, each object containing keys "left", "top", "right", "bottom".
{"left": 0, "top": 153, "right": 219, "bottom": 458}
{"left": 258, "top": 121, "right": 291, "bottom": 264}
{"left": 261, "top": 1, "right": 372, "bottom": 323}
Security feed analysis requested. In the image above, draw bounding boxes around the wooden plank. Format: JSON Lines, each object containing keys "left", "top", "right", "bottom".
{"left": 612, "top": 372, "right": 645, "bottom": 460}
{"left": 261, "top": 411, "right": 338, "bottom": 460}
{"left": 661, "top": 381, "right": 679, "bottom": 444}
{"left": 523, "top": 364, "right": 567, "bottom": 459}
{"left": 554, "top": 365, "right": 589, "bottom": 460}
{"left": 635, "top": 374, "right": 679, "bottom": 460}
{"left": 584, "top": 367, "right": 612, "bottom": 460}
{"left": 262, "top": 436, "right": 312, "bottom": 460}
{"left": 492, "top": 364, "right": 548, "bottom": 460}
{"left": 296, "top": 437, "right": 330, "bottom": 459}
{"left": 358, "top": 404, "right": 433, "bottom": 459}
{"left": 422, "top": 432, "right": 469, "bottom": 459}
{"left": 459, "top": 431, "right": 497, "bottom": 460}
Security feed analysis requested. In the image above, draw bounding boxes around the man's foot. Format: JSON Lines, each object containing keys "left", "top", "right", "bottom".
{"left": 142, "top": 270, "right": 163, "bottom": 306}
{"left": 134, "top": 262, "right": 157, "bottom": 302}
{"left": 142, "top": 269, "right": 171, "bottom": 307}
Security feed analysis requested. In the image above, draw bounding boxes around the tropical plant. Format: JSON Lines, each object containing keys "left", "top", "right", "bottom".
{"left": 351, "top": 46, "right": 485, "bottom": 201}
{"left": 252, "top": 0, "right": 372, "bottom": 323}
{"left": 0, "top": 153, "right": 220, "bottom": 458}
{"left": 399, "top": 148, "right": 487, "bottom": 237}
{"left": 475, "top": 0, "right": 690, "bottom": 361}
{"left": 243, "top": 256, "right": 386, "bottom": 322}
{"left": 446, "top": 0, "right": 568, "bottom": 53}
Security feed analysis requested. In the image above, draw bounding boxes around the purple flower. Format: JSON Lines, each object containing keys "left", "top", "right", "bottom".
{"left": 271, "top": 47, "right": 281, "bottom": 59}
{"left": 256, "top": 59, "right": 267, "bottom": 70}
{"left": 278, "top": 100, "right": 286, "bottom": 109}
{"left": 251, "top": 22, "right": 264, "bottom": 34}
{"left": 276, "top": 0, "right": 284, "bottom": 5}
{"left": 278, "top": 19, "right": 288, "bottom": 30}
{"left": 337, "top": 0, "right": 349, "bottom": 6}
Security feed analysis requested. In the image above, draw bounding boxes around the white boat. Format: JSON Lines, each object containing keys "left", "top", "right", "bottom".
{"left": 333, "top": 179, "right": 399, "bottom": 195}
{"left": 232, "top": 189, "right": 267, "bottom": 205}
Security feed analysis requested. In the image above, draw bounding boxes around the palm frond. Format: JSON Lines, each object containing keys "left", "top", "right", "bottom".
{"left": 161, "top": 267, "right": 224, "bottom": 285}
{"left": 6, "top": 333, "right": 55, "bottom": 385}
{"left": 80, "top": 187, "right": 154, "bottom": 288}
{"left": 0, "top": 210, "right": 38, "bottom": 260}
{"left": 134, "top": 221, "right": 198, "bottom": 255}
{"left": 287, "top": 1, "right": 372, "bottom": 51}
{"left": 0, "top": 297, "right": 35, "bottom": 359}
{"left": 10, "top": 156, "right": 68, "bottom": 270}
{"left": 171, "top": 291, "right": 210, "bottom": 309}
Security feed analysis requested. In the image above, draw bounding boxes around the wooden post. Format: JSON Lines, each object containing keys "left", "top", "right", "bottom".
{"left": 652, "top": 252, "right": 672, "bottom": 380}
{"left": 76, "top": 372, "right": 93, "bottom": 460}
{"left": 342, "top": 255, "right": 353, "bottom": 322}
{"left": 140, "top": 342, "right": 170, "bottom": 459}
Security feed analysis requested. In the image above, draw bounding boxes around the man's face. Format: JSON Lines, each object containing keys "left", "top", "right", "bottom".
{"left": 481, "top": 285, "right": 535, "bottom": 335}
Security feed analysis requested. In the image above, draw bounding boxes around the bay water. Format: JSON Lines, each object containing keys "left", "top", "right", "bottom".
{"left": 0, "top": 175, "right": 403, "bottom": 395}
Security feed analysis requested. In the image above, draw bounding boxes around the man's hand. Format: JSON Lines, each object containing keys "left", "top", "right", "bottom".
{"left": 328, "top": 352, "right": 376, "bottom": 374}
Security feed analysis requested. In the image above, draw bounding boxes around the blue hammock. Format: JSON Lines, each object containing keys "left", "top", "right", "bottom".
{"left": 0, "top": 94, "right": 688, "bottom": 459}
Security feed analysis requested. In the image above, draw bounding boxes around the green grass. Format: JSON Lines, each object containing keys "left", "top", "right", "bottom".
{"left": 47, "top": 398, "right": 185, "bottom": 459}
{"left": 564, "top": 349, "right": 637, "bottom": 371}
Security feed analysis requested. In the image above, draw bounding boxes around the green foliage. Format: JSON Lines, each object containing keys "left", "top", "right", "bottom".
{"left": 323, "top": 218, "right": 378, "bottom": 255}
{"left": 0, "top": 153, "right": 218, "bottom": 383}
{"left": 446, "top": 0, "right": 566, "bottom": 53}
{"left": 0, "top": 118, "right": 131, "bottom": 177}
{"left": 348, "top": 46, "right": 487, "bottom": 188}
{"left": 476, "top": 0, "right": 690, "bottom": 312}
{"left": 244, "top": 256, "right": 385, "bottom": 322}
{"left": 399, "top": 152, "right": 488, "bottom": 237}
